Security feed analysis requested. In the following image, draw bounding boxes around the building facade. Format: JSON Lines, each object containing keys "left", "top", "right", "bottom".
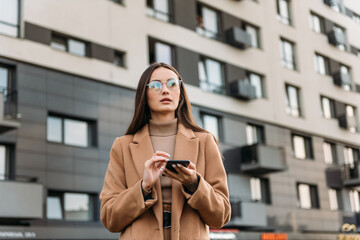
{"left": 0, "top": 0, "right": 360, "bottom": 239}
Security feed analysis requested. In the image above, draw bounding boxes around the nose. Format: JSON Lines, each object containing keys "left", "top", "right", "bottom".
{"left": 161, "top": 82, "right": 170, "bottom": 94}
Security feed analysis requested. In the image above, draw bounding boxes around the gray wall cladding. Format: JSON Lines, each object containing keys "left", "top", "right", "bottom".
{"left": 15, "top": 62, "right": 135, "bottom": 193}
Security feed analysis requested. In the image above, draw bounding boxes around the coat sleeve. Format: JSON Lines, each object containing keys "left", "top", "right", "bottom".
{"left": 99, "top": 137, "right": 158, "bottom": 233}
{"left": 181, "top": 133, "right": 231, "bottom": 228}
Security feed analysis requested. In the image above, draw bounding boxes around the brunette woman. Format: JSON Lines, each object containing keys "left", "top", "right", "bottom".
{"left": 100, "top": 62, "right": 231, "bottom": 240}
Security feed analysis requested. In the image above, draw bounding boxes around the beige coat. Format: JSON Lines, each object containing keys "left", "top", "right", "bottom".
{"left": 99, "top": 122, "right": 231, "bottom": 240}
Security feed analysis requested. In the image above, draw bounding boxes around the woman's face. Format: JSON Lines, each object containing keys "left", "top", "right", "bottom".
{"left": 146, "top": 67, "right": 181, "bottom": 118}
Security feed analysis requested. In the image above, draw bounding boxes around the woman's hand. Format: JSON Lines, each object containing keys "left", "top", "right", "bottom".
{"left": 142, "top": 151, "right": 169, "bottom": 192}
{"left": 163, "top": 162, "right": 199, "bottom": 193}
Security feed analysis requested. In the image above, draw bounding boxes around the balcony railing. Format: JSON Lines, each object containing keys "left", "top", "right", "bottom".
{"left": 228, "top": 80, "right": 257, "bottom": 100}
{"left": 225, "top": 26, "right": 252, "bottom": 49}
{"left": 226, "top": 200, "right": 267, "bottom": 228}
{"left": 0, "top": 89, "right": 20, "bottom": 133}
{"left": 343, "top": 163, "right": 360, "bottom": 187}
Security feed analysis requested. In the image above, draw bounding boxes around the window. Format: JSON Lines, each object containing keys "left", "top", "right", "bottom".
{"left": 297, "top": 183, "right": 320, "bottom": 209}
{"left": 47, "top": 114, "right": 96, "bottom": 148}
{"left": 230, "top": 200, "right": 241, "bottom": 217}
{"left": 330, "top": 1, "right": 342, "bottom": 12}
{"left": 47, "top": 191, "right": 96, "bottom": 221}
{"left": 114, "top": 51, "right": 125, "bottom": 67}
{"left": 323, "top": 141, "right": 337, "bottom": 164}
{"left": 0, "top": 0, "right": 19, "bottom": 37}
{"left": 280, "top": 38, "right": 296, "bottom": 70}
{"left": 320, "top": 96, "right": 335, "bottom": 119}
{"left": 250, "top": 177, "right": 271, "bottom": 204}
{"left": 344, "top": 147, "right": 359, "bottom": 167}
{"left": 310, "top": 13, "right": 324, "bottom": 33}
{"left": 246, "top": 124, "right": 265, "bottom": 145}
{"left": 314, "top": 54, "right": 329, "bottom": 75}
{"left": 292, "top": 134, "right": 313, "bottom": 159}
{"left": 285, "top": 84, "right": 301, "bottom": 117}
{"left": 146, "top": 0, "right": 172, "bottom": 22}
{"left": 340, "top": 65, "right": 352, "bottom": 91}
{"left": 349, "top": 190, "right": 360, "bottom": 212}
{"left": 246, "top": 72, "right": 264, "bottom": 98}
{"left": 352, "top": 13, "right": 360, "bottom": 24}
{"left": 149, "top": 39, "right": 174, "bottom": 66}
{"left": 0, "top": 145, "right": 9, "bottom": 180}
{"left": 198, "top": 57, "right": 225, "bottom": 94}
{"left": 50, "top": 34, "right": 88, "bottom": 57}
{"left": 0, "top": 65, "right": 16, "bottom": 116}
{"left": 277, "top": 0, "right": 291, "bottom": 25}
{"left": 328, "top": 188, "right": 342, "bottom": 210}
{"left": 196, "top": 4, "right": 221, "bottom": 40}
{"left": 333, "top": 26, "right": 346, "bottom": 51}
{"left": 345, "top": 105, "right": 357, "bottom": 133}
{"left": 110, "top": 0, "right": 122, "bottom": 4}
{"left": 201, "top": 113, "right": 220, "bottom": 141}
{"left": 244, "top": 24, "right": 260, "bottom": 48}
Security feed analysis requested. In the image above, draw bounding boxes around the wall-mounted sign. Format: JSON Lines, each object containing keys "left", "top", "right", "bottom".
{"left": 261, "top": 233, "right": 288, "bottom": 240}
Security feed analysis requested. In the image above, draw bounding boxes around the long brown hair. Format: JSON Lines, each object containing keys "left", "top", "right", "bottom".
{"left": 126, "top": 62, "right": 207, "bottom": 135}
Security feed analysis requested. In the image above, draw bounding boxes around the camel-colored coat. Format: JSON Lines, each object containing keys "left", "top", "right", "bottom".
{"left": 99, "top": 122, "right": 231, "bottom": 240}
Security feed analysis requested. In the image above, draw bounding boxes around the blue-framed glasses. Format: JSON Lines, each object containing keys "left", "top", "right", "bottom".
{"left": 147, "top": 78, "right": 182, "bottom": 93}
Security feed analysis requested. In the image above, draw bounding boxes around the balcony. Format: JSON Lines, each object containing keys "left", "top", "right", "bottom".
{"left": 333, "top": 71, "right": 352, "bottom": 88}
{"left": 0, "top": 178, "right": 43, "bottom": 219}
{"left": 327, "top": 30, "right": 346, "bottom": 47}
{"left": 228, "top": 80, "right": 256, "bottom": 100}
{"left": 338, "top": 114, "right": 357, "bottom": 130}
{"left": 324, "top": 0, "right": 343, "bottom": 10}
{"left": 325, "top": 167, "right": 343, "bottom": 188}
{"left": 241, "top": 144, "right": 286, "bottom": 174}
{"left": 227, "top": 201, "right": 267, "bottom": 228}
{"left": 342, "top": 163, "right": 360, "bottom": 187}
{"left": 0, "top": 90, "right": 21, "bottom": 133}
{"left": 225, "top": 26, "right": 252, "bottom": 49}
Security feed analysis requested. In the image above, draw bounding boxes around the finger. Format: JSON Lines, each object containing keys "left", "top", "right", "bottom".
{"left": 175, "top": 164, "right": 192, "bottom": 176}
{"left": 154, "top": 151, "right": 171, "bottom": 158}
{"left": 188, "top": 162, "right": 196, "bottom": 170}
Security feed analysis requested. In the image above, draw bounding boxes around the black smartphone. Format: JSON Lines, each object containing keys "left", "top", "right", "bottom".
{"left": 165, "top": 160, "right": 190, "bottom": 173}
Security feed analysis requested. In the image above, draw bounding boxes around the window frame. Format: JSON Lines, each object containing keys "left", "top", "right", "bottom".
{"left": 285, "top": 84, "right": 301, "bottom": 117}
{"left": 46, "top": 113, "right": 97, "bottom": 148}
{"left": 280, "top": 38, "right": 296, "bottom": 70}
{"left": 320, "top": 96, "right": 336, "bottom": 119}
{"left": 0, "top": 0, "right": 20, "bottom": 37}
{"left": 196, "top": 3, "right": 222, "bottom": 40}
{"left": 146, "top": 0, "right": 174, "bottom": 23}
{"left": 277, "top": 0, "right": 292, "bottom": 25}
{"left": 250, "top": 177, "right": 271, "bottom": 204}
{"left": 50, "top": 33, "right": 89, "bottom": 57}
{"left": 246, "top": 123, "right": 265, "bottom": 145}
{"left": 200, "top": 112, "right": 222, "bottom": 142}
{"left": 314, "top": 53, "right": 330, "bottom": 75}
{"left": 297, "top": 182, "right": 320, "bottom": 209}
{"left": 291, "top": 133, "right": 314, "bottom": 160}
{"left": 198, "top": 56, "right": 225, "bottom": 94}
{"left": 310, "top": 12, "right": 325, "bottom": 34}
{"left": 242, "top": 22, "right": 261, "bottom": 48}
{"left": 148, "top": 38, "right": 175, "bottom": 66}
{"left": 46, "top": 190, "right": 98, "bottom": 222}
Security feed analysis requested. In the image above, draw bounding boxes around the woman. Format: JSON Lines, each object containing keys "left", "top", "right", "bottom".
{"left": 100, "top": 62, "right": 231, "bottom": 240}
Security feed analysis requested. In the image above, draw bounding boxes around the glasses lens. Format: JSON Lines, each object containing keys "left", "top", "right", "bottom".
{"left": 167, "top": 78, "right": 179, "bottom": 89}
{"left": 148, "top": 81, "right": 162, "bottom": 92}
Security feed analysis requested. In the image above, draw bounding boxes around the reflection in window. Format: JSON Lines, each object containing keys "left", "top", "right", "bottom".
{"left": 51, "top": 34, "right": 88, "bottom": 57}
{"left": 350, "top": 190, "right": 360, "bottom": 212}
{"left": 201, "top": 113, "right": 220, "bottom": 141}
{"left": 0, "top": 0, "right": 19, "bottom": 37}
{"left": 46, "top": 196, "right": 63, "bottom": 219}
{"left": 68, "top": 39, "right": 86, "bottom": 57}
{"left": 340, "top": 65, "right": 351, "bottom": 91}
{"left": 198, "top": 57, "right": 224, "bottom": 94}
{"left": 297, "top": 183, "right": 319, "bottom": 209}
{"left": 314, "top": 54, "right": 329, "bottom": 75}
{"left": 333, "top": 26, "right": 346, "bottom": 51}
{"left": 323, "top": 142, "right": 336, "bottom": 164}
{"left": 310, "top": 13, "right": 324, "bottom": 33}
{"left": 246, "top": 72, "right": 264, "bottom": 98}
{"left": 244, "top": 24, "right": 260, "bottom": 48}
{"left": 246, "top": 124, "right": 264, "bottom": 145}
{"left": 329, "top": 188, "right": 339, "bottom": 210}
{"left": 64, "top": 119, "right": 88, "bottom": 147}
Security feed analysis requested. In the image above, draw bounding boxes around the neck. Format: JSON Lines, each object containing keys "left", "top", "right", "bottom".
{"left": 150, "top": 111, "right": 175, "bottom": 122}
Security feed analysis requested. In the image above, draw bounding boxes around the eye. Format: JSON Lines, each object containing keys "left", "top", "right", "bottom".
{"left": 167, "top": 79, "right": 177, "bottom": 88}
{"left": 149, "top": 81, "right": 162, "bottom": 89}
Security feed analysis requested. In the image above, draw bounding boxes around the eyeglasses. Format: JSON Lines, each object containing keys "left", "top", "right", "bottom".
{"left": 147, "top": 78, "right": 182, "bottom": 93}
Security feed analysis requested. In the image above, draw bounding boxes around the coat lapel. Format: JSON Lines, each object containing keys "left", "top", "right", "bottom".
{"left": 171, "top": 123, "right": 199, "bottom": 236}
{"left": 129, "top": 124, "right": 163, "bottom": 228}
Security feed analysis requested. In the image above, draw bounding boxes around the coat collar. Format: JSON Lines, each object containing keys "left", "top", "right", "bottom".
{"left": 129, "top": 121, "right": 199, "bottom": 233}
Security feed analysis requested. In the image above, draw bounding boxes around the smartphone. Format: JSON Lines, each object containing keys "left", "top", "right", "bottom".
{"left": 165, "top": 160, "right": 190, "bottom": 173}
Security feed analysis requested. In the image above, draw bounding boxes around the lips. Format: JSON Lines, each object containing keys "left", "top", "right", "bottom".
{"left": 160, "top": 98, "right": 172, "bottom": 102}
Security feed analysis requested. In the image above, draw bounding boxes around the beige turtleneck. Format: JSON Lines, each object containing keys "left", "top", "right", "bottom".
{"left": 149, "top": 118, "right": 178, "bottom": 204}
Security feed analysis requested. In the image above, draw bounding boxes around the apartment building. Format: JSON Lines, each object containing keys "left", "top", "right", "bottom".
{"left": 0, "top": 0, "right": 360, "bottom": 239}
